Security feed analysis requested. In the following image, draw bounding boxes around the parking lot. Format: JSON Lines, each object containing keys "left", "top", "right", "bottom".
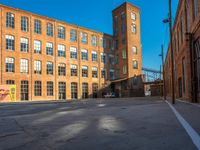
{"left": 0, "top": 97, "right": 200, "bottom": 150}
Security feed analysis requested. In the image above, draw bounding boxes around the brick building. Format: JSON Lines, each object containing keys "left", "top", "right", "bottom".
{"left": 0, "top": 2, "right": 143, "bottom": 101}
{"left": 164, "top": 0, "right": 200, "bottom": 103}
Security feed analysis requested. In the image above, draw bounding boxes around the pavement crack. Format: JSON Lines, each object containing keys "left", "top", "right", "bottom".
{"left": 0, "top": 132, "right": 20, "bottom": 139}
{"left": 13, "top": 118, "right": 32, "bottom": 137}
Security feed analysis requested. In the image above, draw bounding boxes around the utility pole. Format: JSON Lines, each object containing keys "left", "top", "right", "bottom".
{"left": 163, "top": 0, "right": 175, "bottom": 104}
{"left": 161, "top": 45, "right": 166, "bottom": 100}
{"left": 169, "top": 0, "right": 175, "bottom": 104}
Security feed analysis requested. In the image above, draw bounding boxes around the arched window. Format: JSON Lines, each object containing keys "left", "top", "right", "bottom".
{"left": 133, "top": 60, "right": 138, "bottom": 69}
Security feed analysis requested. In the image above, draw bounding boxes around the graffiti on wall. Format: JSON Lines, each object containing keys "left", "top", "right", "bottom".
{"left": 0, "top": 85, "right": 16, "bottom": 102}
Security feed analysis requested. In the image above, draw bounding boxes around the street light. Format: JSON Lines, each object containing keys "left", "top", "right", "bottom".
{"left": 162, "top": 0, "right": 175, "bottom": 104}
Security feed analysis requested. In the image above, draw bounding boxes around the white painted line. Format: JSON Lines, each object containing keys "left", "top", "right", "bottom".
{"left": 177, "top": 99, "right": 200, "bottom": 108}
{"left": 166, "top": 100, "right": 200, "bottom": 150}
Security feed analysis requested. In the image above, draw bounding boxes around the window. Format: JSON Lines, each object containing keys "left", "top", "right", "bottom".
{"left": 6, "top": 57, "right": 14, "bottom": 72}
{"left": 116, "top": 54, "right": 119, "bottom": 64}
{"left": 180, "top": 13, "right": 184, "bottom": 44}
{"left": 46, "top": 42, "right": 53, "bottom": 56}
{"left": 103, "top": 38, "right": 107, "bottom": 48}
{"left": 81, "top": 32, "right": 88, "bottom": 44}
{"left": 121, "top": 12, "right": 126, "bottom": 34}
{"left": 82, "top": 66, "right": 88, "bottom": 77}
{"left": 131, "top": 12, "right": 136, "bottom": 21}
{"left": 193, "top": 0, "right": 199, "bottom": 19}
{"left": 71, "top": 64, "right": 77, "bottom": 76}
{"left": 131, "top": 24, "right": 136, "bottom": 34}
{"left": 122, "top": 49, "right": 127, "bottom": 59}
{"left": 6, "top": 80, "right": 14, "bottom": 85}
{"left": 82, "top": 83, "right": 88, "bottom": 99}
{"left": 34, "top": 81, "right": 42, "bottom": 96}
{"left": 47, "top": 81, "right": 53, "bottom": 96}
{"left": 182, "top": 58, "right": 186, "bottom": 93}
{"left": 59, "top": 82, "right": 66, "bottom": 100}
{"left": 115, "top": 69, "right": 120, "bottom": 79}
{"left": 122, "top": 34, "right": 126, "bottom": 44}
{"left": 58, "top": 26, "right": 65, "bottom": 39}
{"left": 46, "top": 23, "right": 53, "bottom": 37}
{"left": 186, "top": 0, "right": 190, "bottom": 32}
{"left": 92, "top": 67, "right": 98, "bottom": 78}
{"left": 20, "top": 59, "right": 29, "bottom": 73}
{"left": 101, "top": 69, "right": 106, "bottom": 79}
{"left": 70, "top": 29, "right": 77, "bottom": 42}
{"left": 109, "top": 55, "right": 115, "bottom": 65}
{"left": 133, "top": 60, "right": 138, "bottom": 69}
{"left": 21, "top": 16, "right": 28, "bottom": 32}
{"left": 46, "top": 62, "right": 53, "bottom": 75}
{"left": 123, "top": 65, "right": 127, "bottom": 74}
{"left": 58, "top": 44, "right": 66, "bottom": 57}
{"left": 34, "top": 40, "right": 42, "bottom": 54}
{"left": 194, "top": 39, "right": 200, "bottom": 90}
{"left": 100, "top": 38, "right": 103, "bottom": 48}
{"left": 109, "top": 39, "right": 114, "bottom": 51}
{"left": 71, "top": 82, "right": 78, "bottom": 99}
{"left": 115, "top": 40, "right": 119, "bottom": 50}
{"left": 58, "top": 63, "right": 66, "bottom": 76}
{"left": 21, "top": 80, "right": 29, "bottom": 100}
{"left": 133, "top": 75, "right": 138, "bottom": 85}
{"left": 101, "top": 53, "right": 106, "bottom": 63}
{"left": 92, "top": 35, "right": 97, "bottom": 46}
{"left": 114, "top": 16, "right": 118, "bottom": 36}
{"left": 132, "top": 46, "right": 137, "bottom": 55}
{"left": 92, "top": 83, "right": 98, "bottom": 98}
{"left": 110, "top": 69, "right": 115, "bottom": 80}
{"left": 34, "top": 19, "right": 41, "bottom": 34}
{"left": 92, "top": 51, "right": 97, "bottom": 62}
{"left": 34, "top": 61, "right": 42, "bottom": 74}
{"left": 6, "top": 12, "right": 15, "bottom": 28}
{"left": 6, "top": 35, "right": 15, "bottom": 50}
{"left": 70, "top": 47, "right": 77, "bottom": 59}
{"left": 81, "top": 49, "right": 88, "bottom": 60}
{"left": 20, "top": 38, "right": 29, "bottom": 52}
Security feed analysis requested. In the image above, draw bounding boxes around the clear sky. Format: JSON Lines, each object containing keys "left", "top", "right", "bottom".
{"left": 0, "top": 0, "right": 179, "bottom": 70}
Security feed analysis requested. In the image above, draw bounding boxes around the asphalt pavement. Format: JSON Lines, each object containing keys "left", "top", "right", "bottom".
{"left": 0, "top": 97, "right": 199, "bottom": 150}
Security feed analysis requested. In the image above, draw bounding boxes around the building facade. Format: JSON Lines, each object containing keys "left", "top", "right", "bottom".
{"left": 164, "top": 0, "right": 200, "bottom": 103}
{"left": 111, "top": 3, "right": 144, "bottom": 97}
{"left": 0, "top": 2, "right": 143, "bottom": 101}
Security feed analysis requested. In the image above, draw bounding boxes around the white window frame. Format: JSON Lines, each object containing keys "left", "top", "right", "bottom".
{"left": 20, "top": 59, "right": 29, "bottom": 73}
{"left": 131, "top": 12, "right": 136, "bottom": 21}
{"left": 34, "top": 40, "right": 41, "bottom": 54}
{"left": 34, "top": 60, "right": 42, "bottom": 73}
{"left": 132, "top": 46, "right": 137, "bottom": 55}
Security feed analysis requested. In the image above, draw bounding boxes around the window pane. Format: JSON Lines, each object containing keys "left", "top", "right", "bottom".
{"left": 58, "top": 26, "right": 65, "bottom": 39}
{"left": 34, "top": 81, "right": 42, "bottom": 96}
{"left": 20, "top": 59, "right": 29, "bottom": 73}
{"left": 6, "top": 57, "right": 14, "bottom": 72}
{"left": 58, "top": 44, "right": 66, "bottom": 57}
{"left": 70, "top": 29, "right": 77, "bottom": 42}
{"left": 6, "top": 35, "right": 15, "bottom": 50}
{"left": 47, "top": 23, "right": 53, "bottom": 37}
{"left": 6, "top": 12, "right": 15, "bottom": 28}
{"left": 34, "top": 40, "right": 42, "bottom": 54}
{"left": 21, "top": 16, "right": 28, "bottom": 32}
{"left": 34, "top": 19, "right": 41, "bottom": 34}
{"left": 20, "top": 38, "right": 29, "bottom": 52}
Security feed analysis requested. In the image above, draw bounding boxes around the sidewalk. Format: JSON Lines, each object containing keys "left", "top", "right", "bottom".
{"left": 172, "top": 100, "right": 200, "bottom": 137}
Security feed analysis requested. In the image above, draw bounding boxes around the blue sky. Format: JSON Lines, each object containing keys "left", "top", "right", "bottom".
{"left": 0, "top": 0, "right": 179, "bottom": 70}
